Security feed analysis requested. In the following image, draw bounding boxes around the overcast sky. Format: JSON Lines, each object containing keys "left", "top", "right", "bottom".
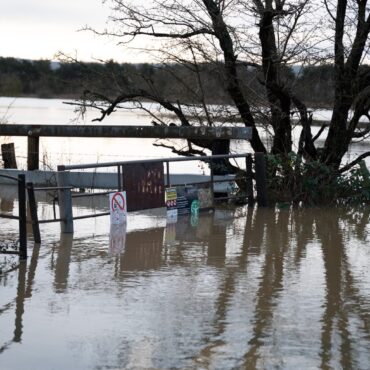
{"left": 0, "top": 0, "right": 146, "bottom": 63}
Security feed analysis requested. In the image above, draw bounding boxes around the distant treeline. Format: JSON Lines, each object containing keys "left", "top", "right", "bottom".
{"left": 0, "top": 57, "right": 368, "bottom": 107}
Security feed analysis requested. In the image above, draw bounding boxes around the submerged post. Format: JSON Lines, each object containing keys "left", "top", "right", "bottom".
{"left": 27, "top": 136, "right": 40, "bottom": 170}
{"left": 27, "top": 182, "right": 41, "bottom": 244}
{"left": 245, "top": 154, "right": 254, "bottom": 205}
{"left": 1, "top": 143, "right": 17, "bottom": 169}
{"left": 254, "top": 153, "right": 268, "bottom": 207}
{"left": 18, "top": 174, "right": 27, "bottom": 259}
{"left": 57, "top": 166, "right": 74, "bottom": 233}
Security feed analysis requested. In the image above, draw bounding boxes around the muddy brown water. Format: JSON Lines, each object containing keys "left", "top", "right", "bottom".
{"left": 1, "top": 186, "right": 370, "bottom": 369}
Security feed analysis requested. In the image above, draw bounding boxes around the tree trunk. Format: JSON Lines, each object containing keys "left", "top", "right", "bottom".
{"left": 211, "top": 139, "right": 231, "bottom": 175}
{"left": 259, "top": 9, "right": 292, "bottom": 155}
{"left": 202, "top": 0, "right": 266, "bottom": 154}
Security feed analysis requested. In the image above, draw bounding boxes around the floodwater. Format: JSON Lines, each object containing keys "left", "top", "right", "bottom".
{"left": 1, "top": 97, "right": 370, "bottom": 173}
{"left": 1, "top": 98, "right": 370, "bottom": 369}
{"left": 1, "top": 186, "right": 370, "bottom": 369}
{"left": 0, "top": 97, "right": 251, "bottom": 173}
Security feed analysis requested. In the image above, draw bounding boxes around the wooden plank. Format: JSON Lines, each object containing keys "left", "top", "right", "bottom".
{"left": 0, "top": 124, "right": 252, "bottom": 140}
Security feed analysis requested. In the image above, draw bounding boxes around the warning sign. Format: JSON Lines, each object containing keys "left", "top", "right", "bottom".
{"left": 165, "top": 188, "right": 178, "bottom": 222}
{"left": 109, "top": 191, "right": 127, "bottom": 225}
{"left": 165, "top": 185, "right": 214, "bottom": 222}
{"left": 165, "top": 188, "right": 177, "bottom": 207}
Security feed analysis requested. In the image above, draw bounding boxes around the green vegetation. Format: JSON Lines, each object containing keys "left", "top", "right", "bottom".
{"left": 267, "top": 154, "right": 370, "bottom": 206}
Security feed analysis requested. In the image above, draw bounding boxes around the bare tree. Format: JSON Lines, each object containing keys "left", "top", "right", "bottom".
{"left": 321, "top": 0, "right": 370, "bottom": 169}
{"left": 76, "top": 0, "right": 370, "bottom": 176}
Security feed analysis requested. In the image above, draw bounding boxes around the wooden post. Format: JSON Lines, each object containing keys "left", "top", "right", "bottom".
{"left": 18, "top": 174, "right": 27, "bottom": 259}
{"left": 255, "top": 153, "right": 268, "bottom": 207}
{"left": 27, "top": 182, "right": 41, "bottom": 244}
{"left": 27, "top": 136, "right": 39, "bottom": 170}
{"left": 245, "top": 154, "right": 254, "bottom": 205}
{"left": 1, "top": 143, "right": 17, "bottom": 168}
{"left": 57, "top": 166, "right": 74, "bottom": 233}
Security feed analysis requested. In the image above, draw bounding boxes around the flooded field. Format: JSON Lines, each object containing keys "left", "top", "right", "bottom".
{"left": 1, "top": 185, "right": 370, "bottom": 369}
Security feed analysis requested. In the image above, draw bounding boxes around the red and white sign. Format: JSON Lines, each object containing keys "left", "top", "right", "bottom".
{"left": 109, "top": 191, "right": 127, "bottom": 225}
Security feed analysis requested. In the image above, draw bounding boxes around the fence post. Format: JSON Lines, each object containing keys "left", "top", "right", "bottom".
{"left": 1, "top": 143, "right": 17, "bottom": 169}
{"left": 245, "top": 154, "right": 254, "bottom": 205}
{"left": 27, "top": 182, "right": 41, "bottom": 244}
{"left": 57, "top": 166, "right": 74, "bottom": 233}
{"left": 255, "top": 153, "right": 268, "bottom": 207}
{"left": 27, "top": 136, "right": 39, "bottom": 170}
{"left": 18, "top": 174, "right": 27, "bottom": 259}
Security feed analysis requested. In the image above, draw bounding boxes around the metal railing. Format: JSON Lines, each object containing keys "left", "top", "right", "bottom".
{"left": 56, "top": 152, "right": 268, "bottom": 234}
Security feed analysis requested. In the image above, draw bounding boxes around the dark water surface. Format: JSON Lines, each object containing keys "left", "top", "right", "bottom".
{"left": 1, "top": 188, "right": 370, "bottom": 369}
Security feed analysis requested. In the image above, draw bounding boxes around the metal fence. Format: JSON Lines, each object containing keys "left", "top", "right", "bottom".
{"left": 0, "top": 174, "right": 27, "bottom": 259}
{"left": 56, "top": 152, "right": 268, "bottom": 234}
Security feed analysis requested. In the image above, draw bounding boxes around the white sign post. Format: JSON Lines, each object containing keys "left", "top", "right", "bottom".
{"left": 109, "top": 191, "right": 127, "bottom": 225}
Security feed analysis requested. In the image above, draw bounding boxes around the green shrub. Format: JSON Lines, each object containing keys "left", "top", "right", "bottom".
{"left": 266, "top": 154, "right": 370, "bottom": 205}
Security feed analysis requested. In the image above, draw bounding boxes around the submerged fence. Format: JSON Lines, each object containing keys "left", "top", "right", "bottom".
{"left": 0, "top": 174, "right": 27, "bottom": 259}
{"left": 56, "top": 153, "right": 268, "bottom": 233}
{"left": 0, "top": 176, "right": 57, "bottom": 259}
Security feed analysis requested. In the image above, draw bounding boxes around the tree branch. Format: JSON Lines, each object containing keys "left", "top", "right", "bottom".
{"left": 126, "top": 28, "right": 215, "bottom": 39}
{"left": 312, "top": 123, "right": 328, "bottom": 143}
{"left": 152, "top": 142, "right": 206, "bottom": 156}
{"left": 339, "top": 151, "right": 370, "bottom": 173}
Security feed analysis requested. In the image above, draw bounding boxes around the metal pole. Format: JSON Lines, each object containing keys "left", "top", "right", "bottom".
{"left": 27, "top": 182, "right": 41, "bottom": 243}
{"left": 245, "top": 154, "right": 254, "bottom": 205}
{"left": 210, "top": 158, "right": 215, "bottom": 204}
{"left": 121, "top": 165, "right": 124, "bottom": 191}
{"left": 166, "top": 161, "right": 170, "bottom": 187}
{"left": 117, "top": 165, "right": 121, "bottom": 191}
{"left": 57, "top": 166, "right": 74, "bottom": 233}
{"left": 18, "top": 174, "right": 27, "bottom": 259}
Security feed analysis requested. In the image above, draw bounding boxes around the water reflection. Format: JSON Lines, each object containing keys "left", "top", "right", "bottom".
{"left": 0, "top": 242, "right": 40, "bottom": 354}
{"left": 0, "top": 205, "right": 370, "bottom": 369}
{"left": 120, "top": 227, "right": 164, "bottom": 271}
{"left": 54, "top": 234, "right": 73, "bottom": 293}
{"left": 316, "top": 210, "right": 370, "bottom": 370}
{"left": 243, "top": 208, "right": 290, "bottom": 368}
{"left": 109, "top": 223, "right": 127, "bottom": 256}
